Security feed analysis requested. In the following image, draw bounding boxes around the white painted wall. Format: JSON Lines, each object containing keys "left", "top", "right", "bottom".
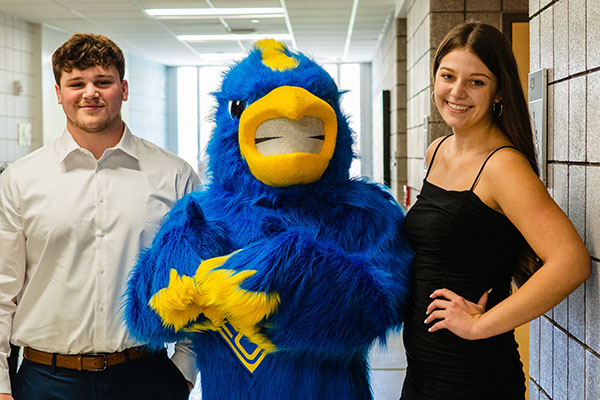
{"left": 40, "top": 24, "right": 68, "bottom": 146}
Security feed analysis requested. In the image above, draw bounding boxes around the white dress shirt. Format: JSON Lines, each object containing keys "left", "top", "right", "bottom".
{"left": 0, "top": 126, "right": 200, "bottom": 393}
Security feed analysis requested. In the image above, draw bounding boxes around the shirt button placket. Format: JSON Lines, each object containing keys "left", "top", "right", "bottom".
{"left": 94, "top": 162, "right": 107, "bottom": 349}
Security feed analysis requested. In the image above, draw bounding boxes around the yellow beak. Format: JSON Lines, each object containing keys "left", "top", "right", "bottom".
{"left": 238, "top": 86, "right": 337, "bottom": 187}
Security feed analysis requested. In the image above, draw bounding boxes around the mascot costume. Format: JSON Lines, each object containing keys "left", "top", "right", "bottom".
{"left": 125, "top": 39, "right": 413, "bottom": 399}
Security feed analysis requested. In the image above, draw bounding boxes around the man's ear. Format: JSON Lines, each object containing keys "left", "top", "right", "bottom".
{"left": 55, "top": 84, "right": 62, "bottom": 104}
{"left": 121, "top": 79, "right": 129, "bottom": 102}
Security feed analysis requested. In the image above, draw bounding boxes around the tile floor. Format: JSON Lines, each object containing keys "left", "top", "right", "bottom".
{"left": 188, "top": 332, "right": 406, "bottom": 400}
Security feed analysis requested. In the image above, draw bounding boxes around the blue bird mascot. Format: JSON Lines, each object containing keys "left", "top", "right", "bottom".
{"left": 125, "top": 39, "right": 413, "bottom": 400}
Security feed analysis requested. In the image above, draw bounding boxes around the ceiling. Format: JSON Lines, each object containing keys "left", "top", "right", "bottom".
{"left": 0, "top": 0, "right": 406, "bottom": 66}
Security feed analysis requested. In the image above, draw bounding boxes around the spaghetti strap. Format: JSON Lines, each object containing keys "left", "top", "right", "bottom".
{"left": 425, "top": 134, "right": 453, "bottom": 179}
{"left": 470, "top": 145, "right": 519, "bottom": 191}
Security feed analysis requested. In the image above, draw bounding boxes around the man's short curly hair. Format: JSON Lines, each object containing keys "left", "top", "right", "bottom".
{"left": 52, "top": 33, "right": 125, "bottom": 85}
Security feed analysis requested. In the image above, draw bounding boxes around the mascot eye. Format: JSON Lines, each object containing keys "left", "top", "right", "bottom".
{"left": 229, "top": 100, "right": 246, "bottom": 119}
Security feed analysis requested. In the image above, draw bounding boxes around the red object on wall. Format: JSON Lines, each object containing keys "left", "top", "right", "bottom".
{"left": 403, "top": 185, "right": 411, "bottom": 207}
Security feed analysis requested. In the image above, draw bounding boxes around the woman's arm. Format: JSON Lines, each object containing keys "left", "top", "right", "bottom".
{"left": 425, "top": 149, "right": 590, "bottom": 339}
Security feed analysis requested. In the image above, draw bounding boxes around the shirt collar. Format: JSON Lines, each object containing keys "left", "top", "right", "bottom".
{"left": 114, "top": 125, "right": 139, "bottom": 160}
{"left": 55, "top": 124, "right": 139, "bottom": 163}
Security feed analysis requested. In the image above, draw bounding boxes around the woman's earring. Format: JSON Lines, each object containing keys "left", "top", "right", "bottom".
{"left": 431, "top": 92, "right": 436, "bottom": 105}
{"left": 492, "top": 102, "right": 503, "bottom": 117}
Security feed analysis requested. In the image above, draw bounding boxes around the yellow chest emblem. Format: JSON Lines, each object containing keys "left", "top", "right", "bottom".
{"left": 218, "top": 321, "right": 267, "bottom": 374}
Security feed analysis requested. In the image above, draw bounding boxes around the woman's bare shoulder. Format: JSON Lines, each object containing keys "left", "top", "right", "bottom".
{"left": 425, "top": 135, "right": 452, "bottom": 166}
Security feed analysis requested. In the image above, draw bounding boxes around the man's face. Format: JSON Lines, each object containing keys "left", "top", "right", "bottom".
{"left": 55, "top": 65, "right": 128, "bottom": 135}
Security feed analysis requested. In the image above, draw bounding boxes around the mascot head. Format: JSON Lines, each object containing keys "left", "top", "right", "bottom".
{"left": 207, "top": 39, "right": 354, "bottom": 198}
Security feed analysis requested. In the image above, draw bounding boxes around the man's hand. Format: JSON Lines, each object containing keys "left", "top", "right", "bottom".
{"left": 0, "top": 394, "right": 14, "bottom": 400}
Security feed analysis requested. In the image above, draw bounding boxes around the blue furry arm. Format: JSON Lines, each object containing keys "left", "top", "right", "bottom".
{"left": 225, "top": 218, "right": 413, "bottom": 357}
{"left": 124, "top": 193, "right": 234, "bottom": 348}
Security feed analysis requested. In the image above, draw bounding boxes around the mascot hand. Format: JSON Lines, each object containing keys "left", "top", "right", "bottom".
{"left": 148, "top": 268, "right": 206, "bottom": 331}
{"left": 149, "top": 255, "right": 234, "bottom": 331}
{"left": 191, "top": 252, "right": 280, "bottom": 349}
{"left": 149, "top": 253, "right": 280, "bottom": 343}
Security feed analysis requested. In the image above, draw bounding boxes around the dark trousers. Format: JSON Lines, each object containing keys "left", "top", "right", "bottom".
{"left": 13, "top": 351, "right": 190, "bottom": 400}
{"left": 8, "top": 345, "right": 19, "bottom": 390}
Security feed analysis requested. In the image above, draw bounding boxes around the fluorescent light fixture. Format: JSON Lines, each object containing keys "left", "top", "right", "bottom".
{"left": 179, "top": 34, "right": 293, "bottom": 42}
{"left": 145, "top": 8, "right": 285, "bottom": 18}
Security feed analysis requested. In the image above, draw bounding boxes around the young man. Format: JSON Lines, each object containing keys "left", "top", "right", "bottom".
{"left": 0, "top": 33, "right": 200, "bottom": 400}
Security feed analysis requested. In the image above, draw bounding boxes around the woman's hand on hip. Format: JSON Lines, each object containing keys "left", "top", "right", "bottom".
{"left": 424, "top": 288, "right": 491, "bottom": 340}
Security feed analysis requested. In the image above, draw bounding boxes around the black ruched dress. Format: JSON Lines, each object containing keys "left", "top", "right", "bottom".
{"left": 400, "top": 136, "right": 526, "bottom": 400}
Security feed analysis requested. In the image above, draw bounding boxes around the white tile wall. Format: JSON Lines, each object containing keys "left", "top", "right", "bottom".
{"left": 568, "top": 0, "right": 586, "bottom": 75}
{"left": 533, "top": 1, "right": 600, "bottom": 398}
{"left": 530, "top": 0, "right": 540, "bottom": 17}
{"left": 552, "top": 327, "right": 568, "bottom": 400}
{"left": 567, "top": 337, "right": 585, "bottom": 399}
{"left": 568, "top": 76, "right": 586, "bottom": 162}
{"left": 407, "top": 0, "right": 430, "bottom": 41}
{"left": 371, "top": 15, "right": 408, "bottom": 197}
{"left": 530, "top": 16, "right": 541, "bottom": 72}
{"left": 126, "top": 54, "right": 168, "bottom": 149}
{"left": 588, "top": 0, "right": 600, "bottom": 69}
{"left": 587, "top": 71, "right": 600, "bottom": 163}
{"left": 552, "top": 80, "right": 568, "bottom": 162}
{"left": 0, "top": 12, "right": 38, "bottom": 166}
{"left": 587, "top": 166, "right": 600, "bottom": 258}
{"left": 553, "top": 0, "right": 568, "bottom": 80}
{"left": 540, "top": 7, "right": 553, "bottom": 70}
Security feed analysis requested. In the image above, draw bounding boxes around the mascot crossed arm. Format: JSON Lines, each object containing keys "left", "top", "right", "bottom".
{"left": 125, "top": 39, "right": 414, "bottom": 400}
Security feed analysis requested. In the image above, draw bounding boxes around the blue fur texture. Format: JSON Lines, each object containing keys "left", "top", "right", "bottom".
{"left": 125, "top": 43, "right": 414, "bottom": 399}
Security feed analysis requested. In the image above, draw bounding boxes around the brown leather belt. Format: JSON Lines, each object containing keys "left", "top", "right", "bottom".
{"left": 23, "top": 346, "right": 152, "bottom": 372}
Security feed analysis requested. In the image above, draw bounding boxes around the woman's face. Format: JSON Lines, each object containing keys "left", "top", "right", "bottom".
{"left": 434, "top": 47, "right": 499, "bottom": 133}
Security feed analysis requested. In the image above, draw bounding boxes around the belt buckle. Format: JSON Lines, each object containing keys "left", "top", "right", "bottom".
{"left": 85, "top": 353, "right": 108, "bottom": 372}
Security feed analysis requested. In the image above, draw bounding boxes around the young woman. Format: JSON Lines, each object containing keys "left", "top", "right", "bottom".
{"left": 400, "top": 22, "right": 590, "bottom": 399}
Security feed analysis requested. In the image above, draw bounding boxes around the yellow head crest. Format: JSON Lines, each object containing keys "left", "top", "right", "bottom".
{"left": 256, "top": 39, "right": 299, "bottom": 71}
